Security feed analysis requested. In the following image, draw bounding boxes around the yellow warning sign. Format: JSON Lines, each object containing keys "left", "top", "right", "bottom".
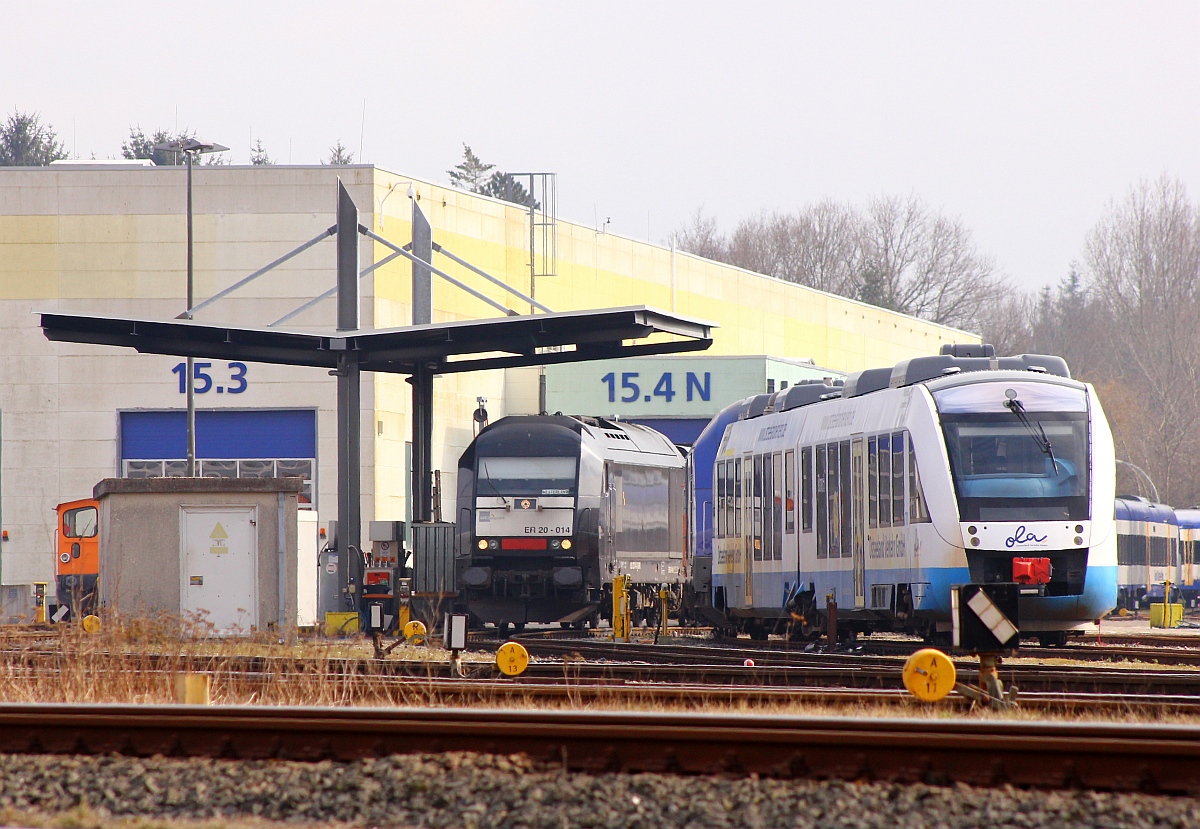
{"left": 496, "top": 641, "right": 530, "bottom": 677}
{"left": 210, "top": 522, "right": 229, "bottom": 555}
{"left": 902, "top": 648, "right": 957, "bottom": 702}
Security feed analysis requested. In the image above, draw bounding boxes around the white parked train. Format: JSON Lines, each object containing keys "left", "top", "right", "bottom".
{"left": 706, "top": 344, "right": 1118, "bottom": 646}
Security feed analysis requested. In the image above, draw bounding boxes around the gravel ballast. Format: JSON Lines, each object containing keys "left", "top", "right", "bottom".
{"left": 1, "top": 752, "right": 1198, "bottom": 829}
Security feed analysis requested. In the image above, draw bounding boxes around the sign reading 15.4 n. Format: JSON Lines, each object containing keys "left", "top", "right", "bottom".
{"left": 171, "top": 361, "right": 249, "bottom": 394}
{"left": 600, "top": 371, "right": 710, "bottom": 404}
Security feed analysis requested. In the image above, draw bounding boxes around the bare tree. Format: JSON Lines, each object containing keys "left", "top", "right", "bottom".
{"left": 669, "top": 209, "right": 726, "bottom": 261}
{"left": 1085, "top": 175, "right": 1200, "bottom": 505}
{"left": 856, "top": 195, "right": 1005, "bottom": 331}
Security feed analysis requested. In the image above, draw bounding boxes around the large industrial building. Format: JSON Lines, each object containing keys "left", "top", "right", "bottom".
{"left": 0, "top": 163, "right": 975, "bottom": 594}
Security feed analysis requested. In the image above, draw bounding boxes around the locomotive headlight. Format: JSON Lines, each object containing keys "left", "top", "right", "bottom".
{"left": 477, "top": 539, "right": 488, "bottom": 550}
{"left": 550, "top": 539, "right": 561, "bottom": 549}
{"left": 488, "top": 539, "right": 499, "bottom": 550}
{"left": 561, "top": 539, "right": 572, "bottom": 550}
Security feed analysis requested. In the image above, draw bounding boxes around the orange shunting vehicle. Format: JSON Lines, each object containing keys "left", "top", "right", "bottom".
{"left": 55, "top": 498, "right": 100, "bottom": 619}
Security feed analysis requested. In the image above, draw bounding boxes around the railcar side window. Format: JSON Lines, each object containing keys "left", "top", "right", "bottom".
{"left": 839, "top": 440, "right": 852, "bottom": 558}
{"left": 827, "top": 443, "right": 842, "bottom": 558}
{"left": 877, "top": 434, "right": 891, "bottom": 529}
{"left": 815, "top": 445, "right": 828, "bottom": 558}
{"left": 892, "top": 431, "right": 906, "bottom": 525}
{"left": 753, "top": 455, "right": 763, "bottom": 561}
{"left": 773, "top": 451, "right": 783, "bottom": 560}
{"left": 714, "top": 461, "right": 724, "bottom": 539}
{"left": 801, "top": 447, "right": 813, "bottom": 533}
{"left": 868, "top": 436, "right": 879, "bottom": 529}
{"left": 729, "top": 458, "right": 739, "bottom": 535}
{"left": 908, "top": 438, "right": 930, "bottom": 523}
{"left": 784, "top": 450, "right": 795, "bottom": 534}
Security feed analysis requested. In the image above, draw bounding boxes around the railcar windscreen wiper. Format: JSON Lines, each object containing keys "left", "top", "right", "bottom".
{"left": 1003, "top": 390, "right": 1059, "bottom": 473}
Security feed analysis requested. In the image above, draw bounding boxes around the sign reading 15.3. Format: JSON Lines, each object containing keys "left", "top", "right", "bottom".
{"left": 171, "top": 362, "right": 248, "bottom": 394}
{"left": 600, "top": 371, "right": 710, "bottom": 404}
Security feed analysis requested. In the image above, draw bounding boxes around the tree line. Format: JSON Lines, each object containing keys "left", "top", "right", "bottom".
{"left": 674, "top": 178, "right": 1200, "bottom": 507}
{"left": 0, "top": 109, "right": 353, "bottom": 166}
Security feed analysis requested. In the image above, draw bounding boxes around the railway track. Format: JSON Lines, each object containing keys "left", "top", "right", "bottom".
{"left": 2, "top": 702, "right": 1200, "bottom": 794}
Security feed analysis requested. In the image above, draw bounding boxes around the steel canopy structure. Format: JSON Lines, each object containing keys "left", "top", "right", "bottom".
{"left": 38, "top": 305, "right": 713, "bottom": 375}
{"left": 38, "top": 303, "right": 713, "bottom": 615}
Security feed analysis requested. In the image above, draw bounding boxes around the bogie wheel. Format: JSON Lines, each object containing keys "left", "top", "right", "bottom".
{"left": 748, "top": 625, "right": 770, "bottom": 642}
{"left": 513, "top": 622, "right": 526, "bottom": 634}
{"left": 1037, "top": 631, "right": 1068, "bottom": 648}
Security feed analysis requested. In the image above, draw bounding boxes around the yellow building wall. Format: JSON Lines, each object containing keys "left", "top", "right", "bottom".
{"left": 365, "top": 167, "right": 977, "bottom": 524}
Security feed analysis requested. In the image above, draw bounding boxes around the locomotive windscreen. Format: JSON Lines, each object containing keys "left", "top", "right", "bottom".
{"left": 477, "top": 456, "right": 578, "bottom": 496}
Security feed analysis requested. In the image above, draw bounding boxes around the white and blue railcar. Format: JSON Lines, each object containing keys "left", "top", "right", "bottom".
{"left": 1177, "top": 508, "right": 1200, "bottom": 607}
{"left": 708, "top": 345, "right": 1117, "bottom": 645}
{"left": 1113, "top": 496, "right": 1179, "bottom": 609}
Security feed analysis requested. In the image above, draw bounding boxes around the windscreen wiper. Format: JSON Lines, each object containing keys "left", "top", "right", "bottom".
{"left": 1003, "top": 392, "right": 1059, "bottom": 473}
{"left": 477, "top": 461, "right": 511, "bottom": 508}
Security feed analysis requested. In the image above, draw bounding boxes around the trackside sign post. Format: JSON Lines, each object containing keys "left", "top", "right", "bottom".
{"left": 951, "top": 583, "right": 1019, "bottom": 652}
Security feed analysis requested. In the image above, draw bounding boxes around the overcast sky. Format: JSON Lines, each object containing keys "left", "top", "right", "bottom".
{"left": 5, "top": 1, "right": 1198, "bottom": 293}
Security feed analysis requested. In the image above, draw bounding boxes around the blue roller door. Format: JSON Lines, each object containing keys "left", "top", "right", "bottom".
{"left": 121, "top": 410, "right": 317, "bottom": 459}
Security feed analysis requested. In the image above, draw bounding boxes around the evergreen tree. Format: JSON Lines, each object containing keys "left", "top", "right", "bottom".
{"left": 0, "top": 110, "right": 68, "bottom": 166}
{"left": 447, "top": 144, "right": 494, "bottom": 192}
{"left": 481, "top": 171, "right": 540, "bottom": 209}
{"left": 250, "top": 138, "right": 272, "bottom": 165}
{"left": 325, "top": 140, "right": 354, "bottom": 165}
{"left": 122, "top": 127, "right": 196, "bottom": 166}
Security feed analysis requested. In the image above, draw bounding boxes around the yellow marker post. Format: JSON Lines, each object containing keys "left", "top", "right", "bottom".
{"left": 495, "top": 641, "right": 530, "bottom": 677}
{"left": 403, "top": 619, "right": 428, "bottom": 644}
{"left": 657, "top": 585, "right": 670, "bottom": 640}
{"left": 902, "top": 648, "right": 957, "bottom": 702}
{"left": 612, "top": 575, "right": 631, "bottom": 642}
{"left": 175, "top": 673, "right": 212, "bottom": 705}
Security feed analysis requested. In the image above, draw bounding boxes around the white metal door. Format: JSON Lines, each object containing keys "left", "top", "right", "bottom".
{"left": 852, "top": 437, "right": 866, "bottom": 609}
{"left": 181, "top": 506, "right": 257, "bottom": 631}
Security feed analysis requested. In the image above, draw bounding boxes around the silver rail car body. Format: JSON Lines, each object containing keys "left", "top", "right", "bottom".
{"left": 456, "top": 415, "right": 685, "bottom": 627}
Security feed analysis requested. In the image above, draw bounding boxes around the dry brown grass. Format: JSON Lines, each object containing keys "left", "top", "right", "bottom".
{"left": 2, "top": 615, "right": 1199, "bottom": 725}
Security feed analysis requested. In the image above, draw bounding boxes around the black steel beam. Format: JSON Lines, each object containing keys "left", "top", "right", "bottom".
{"left": 336, "top": 181, "right": 362, "bottom": 604}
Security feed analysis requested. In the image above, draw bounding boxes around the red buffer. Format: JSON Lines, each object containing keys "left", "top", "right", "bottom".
{"left": 1012, "top": 557, "right": 1052, "bottom": 585}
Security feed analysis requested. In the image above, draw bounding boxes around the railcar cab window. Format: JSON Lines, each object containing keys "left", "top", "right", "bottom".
{"left": 935, "top": 382, "right": 1090, "bottom": 522}
{"left": 63, "top": 506, "right": 97, "bottom": 538}
{"left": 477, "top": 456, "right": 577, "bottom": 496}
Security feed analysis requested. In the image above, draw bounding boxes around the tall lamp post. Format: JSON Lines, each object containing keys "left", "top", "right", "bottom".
{"left": 1116, "top": 459, "right": 1160, "bottom": 504}
{"left": 153, "top": 139, "right": 228, "bottom": 475}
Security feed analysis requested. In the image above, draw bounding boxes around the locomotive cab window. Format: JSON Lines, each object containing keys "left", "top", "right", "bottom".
{"left": 63, "top": 506, "right": 97, "bottom": 538}
{"left": 477, "top": 456, "right": 578, "bottom": 496}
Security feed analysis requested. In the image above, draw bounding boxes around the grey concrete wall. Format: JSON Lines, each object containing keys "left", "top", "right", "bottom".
{"left": 95, "top": 477, "right": 300, "bottom": 629}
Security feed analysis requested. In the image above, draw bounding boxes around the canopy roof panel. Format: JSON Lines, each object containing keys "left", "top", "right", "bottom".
{"left": 39, "top": 306, "right": 714, "bottom": 375}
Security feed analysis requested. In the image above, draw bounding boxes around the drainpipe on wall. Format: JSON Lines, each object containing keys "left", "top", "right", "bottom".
{"left": 277, "top": 491, "right": 286, "bottom": 632}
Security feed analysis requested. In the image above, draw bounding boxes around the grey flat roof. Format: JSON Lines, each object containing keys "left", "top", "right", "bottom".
{"left": 40, "top": 306, "right": 715, "bottom": 375}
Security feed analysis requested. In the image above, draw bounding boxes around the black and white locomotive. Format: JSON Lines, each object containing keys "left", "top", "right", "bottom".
{"left": 455, "top": 415, "right": 687, "bottom": 630}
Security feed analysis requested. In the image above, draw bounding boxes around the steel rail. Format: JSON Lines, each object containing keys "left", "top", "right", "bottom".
{"left": 3, "top": 703, "right": 1200, "bottom": 793}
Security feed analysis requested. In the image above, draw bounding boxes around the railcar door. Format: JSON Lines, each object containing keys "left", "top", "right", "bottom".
{"left": 743, "top": 454, "right": 754, "bottom": 606}
{"left": 851, "top": 436, "right": 866, "bottom": 609}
